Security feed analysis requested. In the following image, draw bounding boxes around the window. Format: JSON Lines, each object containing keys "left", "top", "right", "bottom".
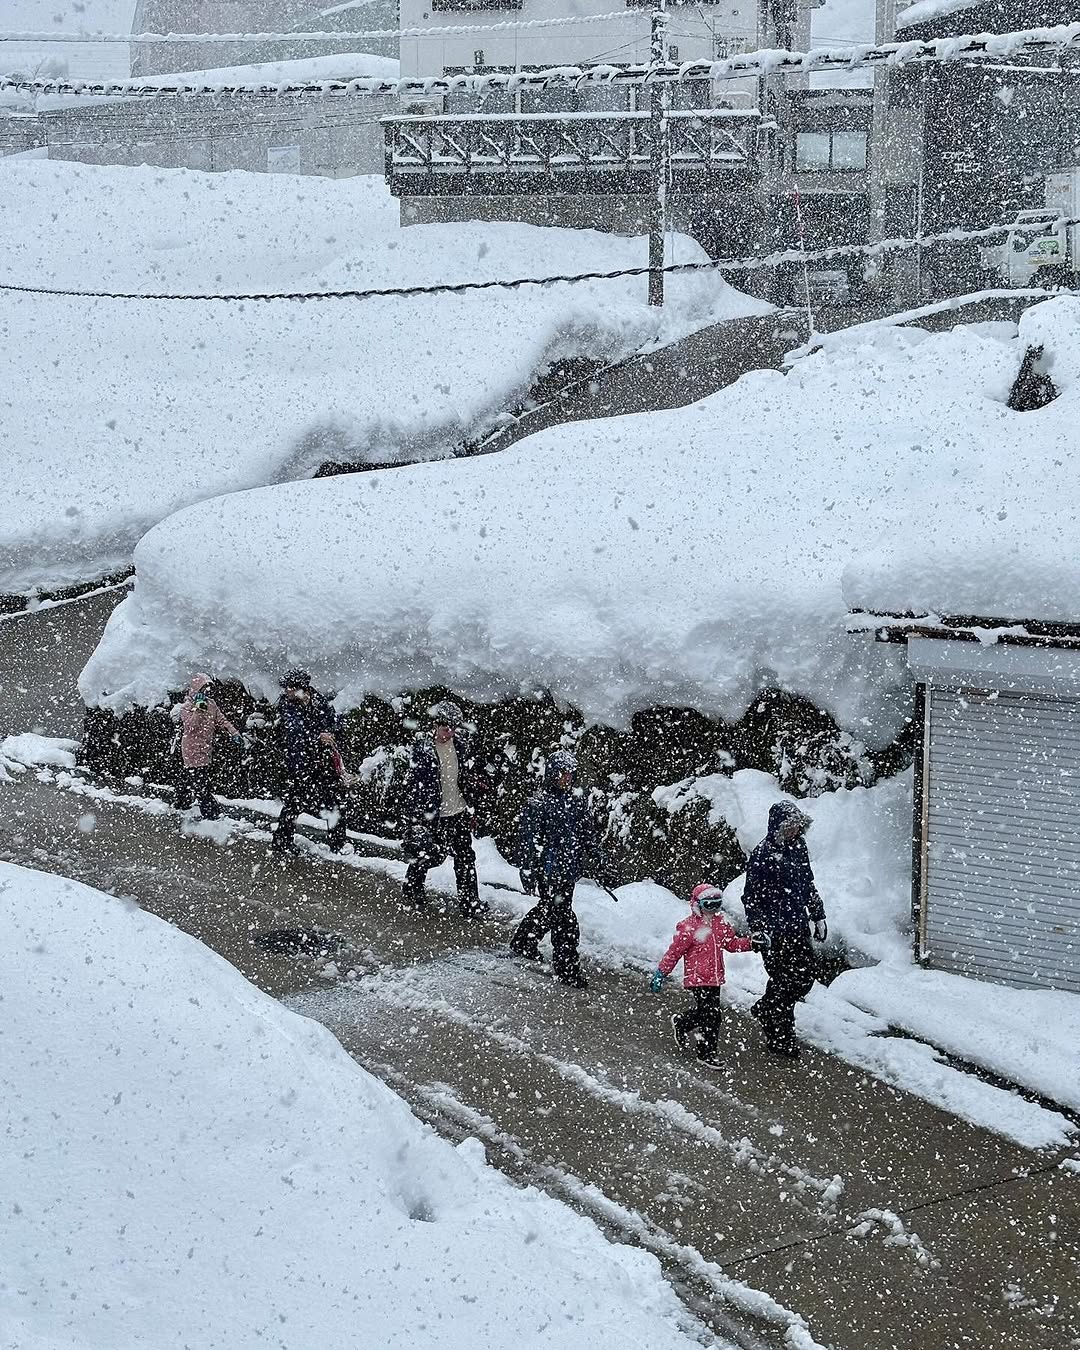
{"left": 433, "top": 0, "right": 522, "bottom": 9}
{"left": 795, "top": 129, "right": 867, "bottom": 172}
{"left": 831, "top": 130, "right": 867, "bottom": 170}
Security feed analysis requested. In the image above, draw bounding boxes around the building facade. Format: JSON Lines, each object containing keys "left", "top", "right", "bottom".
{"left": 384, "top": 0, "right": 812, "bottom": 254}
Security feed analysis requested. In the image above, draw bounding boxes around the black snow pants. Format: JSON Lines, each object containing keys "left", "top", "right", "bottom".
{"left": 674, "top": 987, "right": 726, "bottom": 1059}
{"left": 756, "top": 931, "right": 817, "bottom": 1052}
{"left": 272, "top": 769, "right": 346, "bottom": 853}
{"left": 175, "top": 766, "right": 220, "bottom": 820}
{"left": 402, "top": 811, "right": 483, "bottom": 917}
{"left": 509, "top": 879, "right": 585, "bottom": 986}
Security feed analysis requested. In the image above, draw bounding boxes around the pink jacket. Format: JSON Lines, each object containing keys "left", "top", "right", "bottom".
{"left": 658, "top": 909, "right": 752, "bottom": 988}
{"left": 178, "top": 675, "right": 239, "bottom": 769}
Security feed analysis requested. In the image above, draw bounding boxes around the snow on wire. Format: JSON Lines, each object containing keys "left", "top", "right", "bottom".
{"left": 0, "top": 13, "right": 641, "bottom": 47}
{"left": 1, "top": 215, "right": 1076, "bottom": 306}
{"left": 3, "top": 22, "right": 1080, "bottom": 99}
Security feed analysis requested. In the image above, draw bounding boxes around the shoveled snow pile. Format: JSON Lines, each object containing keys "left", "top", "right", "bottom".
{"left": 0, "top": 158, "right": 761, "bottom": 595}
{"left": 0, "top": 859, "right": 709, "bottom": 1350}
{"left": 81, "top": 297, "right": 1076, "bottom": 738}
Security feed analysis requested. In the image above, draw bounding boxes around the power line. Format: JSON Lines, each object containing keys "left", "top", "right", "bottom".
{"left": 1, "top": 214, "right": 1073, "bottom": 306}
{"left": 0, "top": 14, "right": 641, "bottom": 47}
{"left": 4, "top": 21, "right": 1080, "bottom": 98}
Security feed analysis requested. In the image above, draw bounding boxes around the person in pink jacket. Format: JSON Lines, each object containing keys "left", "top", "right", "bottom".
{"left": 650, "top": 883, "right": 761, "bottom": 1068}
{"left": 172, "top": 674, "right": 243, "bottom": 821}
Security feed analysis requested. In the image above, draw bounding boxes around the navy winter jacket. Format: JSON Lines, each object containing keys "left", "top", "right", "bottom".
{"left": 742, "top": 802, "right": 825, "bottom": 937}
{"left": 277, "top": 692, "right": 337, "bottom": 780}
{"left": 404, "top": 732, "right": 480, "bottom": 826}
{"left": 514, "top": 765, "right": 606, "bottom": 891}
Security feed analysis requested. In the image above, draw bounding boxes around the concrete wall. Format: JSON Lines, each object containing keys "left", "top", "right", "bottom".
{"left": 38, "top": 97, "right": 394, "bottom": 177}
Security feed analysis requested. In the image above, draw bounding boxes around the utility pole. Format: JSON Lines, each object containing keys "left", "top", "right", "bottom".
{"left": 647, "top": 0, "right": 668, "bottom": 306}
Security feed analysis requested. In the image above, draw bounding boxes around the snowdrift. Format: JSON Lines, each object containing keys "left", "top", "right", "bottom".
{"left": 80, "top": 297, "right": 1079, "bottom": 738}
{"left": 0, "top": 158, "right": 760, "bottom": 595}
{"left": 0, "top": 859, "right": 706, "bottom": 1350}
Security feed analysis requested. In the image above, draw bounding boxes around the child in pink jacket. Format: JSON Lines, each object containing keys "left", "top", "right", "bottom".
{"left": 650, "top": 883, "right": 755, "bottom": 1068}
{"left": 172, "top": 674, "right": 243, "bottom": 821}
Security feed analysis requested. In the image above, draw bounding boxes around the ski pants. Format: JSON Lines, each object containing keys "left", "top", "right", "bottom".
{"left": 175, "top": 766, "right": 220, "bottom": 820}
{"left": 674, "top": 987, "right": 726, "bottom": 1059}
{"left": 402, "top": 811, "right": 482, "bottom": 916}
{"left": 509, "top": 880, "right": 583, "bottom": 984}
{"left": 756, "top": 931, "right": 817, "bottom": 1052}
{"left": 273, "top": 769, "right": 346, "bottom": 853}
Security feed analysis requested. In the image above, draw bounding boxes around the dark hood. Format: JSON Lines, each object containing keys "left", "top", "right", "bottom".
{"left": 768, "top": 801, "right": 812, "bottom": 840}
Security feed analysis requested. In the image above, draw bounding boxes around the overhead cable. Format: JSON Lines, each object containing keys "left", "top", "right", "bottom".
{"left": 0, "top": 215, "right": 1073, "bottom": 305}
{"left": 3, "top": 22, "right": 1079, "bottom": 98}
{"left": 0, "top": 14, "right": 640, "bottom": 46}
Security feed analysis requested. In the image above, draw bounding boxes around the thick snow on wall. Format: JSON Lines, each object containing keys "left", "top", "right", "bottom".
{"left": 0, "top": 159, "right": 760, "bottom": 595}
{"left": 0, "top": 859, "right": 708, "bottom": 1350}
{"left": 82, "top": 301, "right": 1077, "bottom": 738}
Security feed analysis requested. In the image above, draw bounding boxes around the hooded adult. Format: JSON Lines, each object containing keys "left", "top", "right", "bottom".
{"left": 270, "top": 669, "right": 346, "bottom": 855}
{"left": 741, "top": 801, "right": 828, "bottom": 1058}
{"left": 509, "top": 750, "right": 609, "bottom": 989}
{"left": 172, "top": 674, "right": 242, "bottom": 821}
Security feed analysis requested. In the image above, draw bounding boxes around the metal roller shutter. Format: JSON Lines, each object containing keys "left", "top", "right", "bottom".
{"left": 924, "top": 686, "right": 1080, "bottom": 992}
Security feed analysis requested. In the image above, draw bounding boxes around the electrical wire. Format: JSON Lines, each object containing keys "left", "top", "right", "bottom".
{"left": 1, "top": 214, "right": 1073, "bottom": 305}
{"left": 0, "top": 14, "right": 642, "bottom": 47}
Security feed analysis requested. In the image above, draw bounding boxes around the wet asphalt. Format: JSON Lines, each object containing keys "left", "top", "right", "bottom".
{"left": 2, "top": 597, "right": 1079, "bottom": 1350}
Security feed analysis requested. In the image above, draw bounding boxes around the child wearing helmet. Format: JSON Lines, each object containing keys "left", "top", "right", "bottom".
{"left": 650, "top": 883, "right": 757, "bottom": 1068}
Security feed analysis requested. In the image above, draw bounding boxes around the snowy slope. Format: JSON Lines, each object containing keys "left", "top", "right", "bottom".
{"left": 80, "top": 299, "right": 1077, "bottom": 740}
{"left": 0, "top": 158, "right": 761, "bottom": 595}
{"left": 0, "top": 858, "right": 710, "bottom": 1350}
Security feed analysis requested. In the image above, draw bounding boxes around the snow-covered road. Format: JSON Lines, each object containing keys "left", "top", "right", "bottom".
{"left": 2, "top": 766, "right": 1077, "bottom": 1350}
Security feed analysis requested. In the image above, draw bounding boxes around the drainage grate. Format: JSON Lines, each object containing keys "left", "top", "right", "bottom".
{"left": 253, "top": 927, "right": 349, "bottom": 959}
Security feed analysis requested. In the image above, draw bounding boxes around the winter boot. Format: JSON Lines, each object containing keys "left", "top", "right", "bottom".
{"left": 670, "top": 1013, "right": 694, "bottom": 1054}
{"left": 557, "top": 969, "right": 588, "bottom": 990}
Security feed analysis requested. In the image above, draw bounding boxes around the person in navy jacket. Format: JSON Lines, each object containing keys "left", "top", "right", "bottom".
{"left": 742, "top": 801, "right": 828, "bottom": 1059}
{"left": 510, "top": 750, "right": 608, "bottom": 989}
{"left": 270, "top": 669, "right": 346, "bottom": 855}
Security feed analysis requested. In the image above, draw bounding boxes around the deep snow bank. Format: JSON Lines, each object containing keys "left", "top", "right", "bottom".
{"left": 0, "top": 158, "right": 761, "bottom": 594}
{"left": 0, "top": 859, "right": 707, "bottom": 1350}
{"left": 81, "top": 298, "right": 1077, "bottom": 737}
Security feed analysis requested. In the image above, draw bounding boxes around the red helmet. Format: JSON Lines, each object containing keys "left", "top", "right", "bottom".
{"left": 689, "top": 883, "right": 724, "bottom": 912}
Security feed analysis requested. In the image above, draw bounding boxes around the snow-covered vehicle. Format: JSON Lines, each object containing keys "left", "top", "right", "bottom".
{"left": 983, "top": 169, "right": 1080, "bottom": 288}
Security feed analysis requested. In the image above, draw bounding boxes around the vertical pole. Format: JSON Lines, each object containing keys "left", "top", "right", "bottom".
{"left": 648, "top": 0, "right": 668, "bottom": 306}
{"left": 792, "top": 181, "right": 814, "bottom": 336}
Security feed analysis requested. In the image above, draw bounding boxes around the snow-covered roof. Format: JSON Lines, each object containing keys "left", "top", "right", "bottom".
{"left": 141, "top": 50, "right": 400, "bottom": 85}
{"left": 894, "top": 0, "right": 981, "bottom": 29}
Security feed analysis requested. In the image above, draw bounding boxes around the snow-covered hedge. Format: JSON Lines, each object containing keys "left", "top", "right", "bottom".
{"left": 80, "top": 296, "right": 1080, "bottom": 743}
